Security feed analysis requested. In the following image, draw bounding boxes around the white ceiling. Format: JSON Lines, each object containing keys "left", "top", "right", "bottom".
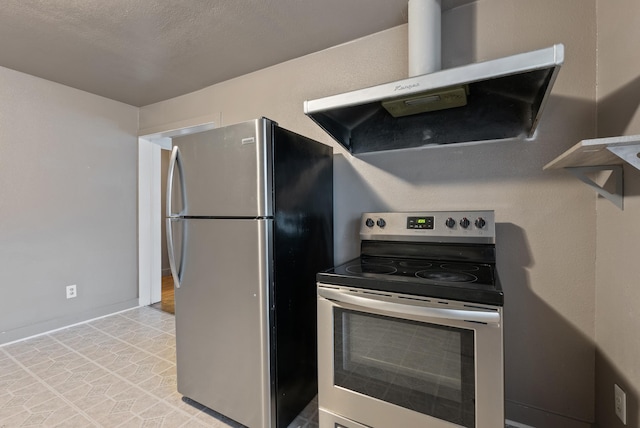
{"left": 1, "top": 0, "right": 415, "bottom": 107}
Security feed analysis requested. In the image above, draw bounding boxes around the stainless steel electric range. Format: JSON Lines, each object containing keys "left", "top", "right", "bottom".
{"left": 317, "top": 211, "right": 504, "bottom": 428}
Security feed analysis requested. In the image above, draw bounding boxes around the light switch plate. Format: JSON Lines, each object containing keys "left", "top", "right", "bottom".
{"left": 615, "top": 383, "right": 627, "bottom": 425}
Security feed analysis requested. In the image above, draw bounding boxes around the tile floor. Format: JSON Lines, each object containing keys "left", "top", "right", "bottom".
{"left": 0, "top": 307, "right": 318, "bottom": 428}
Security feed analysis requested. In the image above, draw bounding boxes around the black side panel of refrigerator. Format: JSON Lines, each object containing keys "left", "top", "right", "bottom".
{"left": 271, "top": 124, "right": 333, "bottom": 428}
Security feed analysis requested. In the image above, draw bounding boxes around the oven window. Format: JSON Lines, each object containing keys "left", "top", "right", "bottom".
{"left": 334, "top": 309, "right": 475, "bottom": 427}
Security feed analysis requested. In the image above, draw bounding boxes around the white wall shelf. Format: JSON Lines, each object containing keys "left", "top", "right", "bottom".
{"left": 544, "top": 134, "right": 640, "bottom": 210}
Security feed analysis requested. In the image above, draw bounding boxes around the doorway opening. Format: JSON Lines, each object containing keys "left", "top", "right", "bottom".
{"left": 151, "top": 146, "right": 174, "bottom": 314}
{"left": 150, "top": 275, "right": 175, "bottom": 314}
{"left": 137, "top": 120, "right": 217, "bottom": 314}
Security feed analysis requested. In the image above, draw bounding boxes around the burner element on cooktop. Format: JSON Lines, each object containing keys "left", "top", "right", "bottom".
{"left": 346, "top": 264, "right": 398, "bottom": 275}
{"left": 415, "top": 271, "right": 478, "bottom": 283}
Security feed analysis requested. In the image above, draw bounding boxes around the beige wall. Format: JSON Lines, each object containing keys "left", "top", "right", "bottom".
{"left": 0, "top": 65, "right": 140, "bottom": 344}
{"left": 595, "top": 0, "right": 640, "bottom": 427}
{"left": 141, "top": 1, "right": 598, "bottom": 425}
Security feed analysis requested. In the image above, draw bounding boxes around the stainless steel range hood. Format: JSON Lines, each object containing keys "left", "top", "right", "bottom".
{"left": 304, "top": 43, "right": 564, "bottom": 155}
{"left": 304, "top": 0, "right": 564, "bottom": 155}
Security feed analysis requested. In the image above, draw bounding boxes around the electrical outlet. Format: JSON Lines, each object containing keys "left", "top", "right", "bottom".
{"left": 66, "top": 284, "right": 77, "bottom": 299}
{"left": 615, "top": 383, "right": 627, "bottom": 425}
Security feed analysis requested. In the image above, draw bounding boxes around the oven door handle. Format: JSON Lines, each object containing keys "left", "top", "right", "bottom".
{"left": 318, "top": 288, "right": 501, "bottom": 325}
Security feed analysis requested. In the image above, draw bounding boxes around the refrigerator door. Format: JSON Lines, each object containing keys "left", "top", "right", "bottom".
{"left": 170, "top": 217, "right": 273, "bottom": 428}
{"left": 169, "top": 118, "right": 273, "bottom": 218}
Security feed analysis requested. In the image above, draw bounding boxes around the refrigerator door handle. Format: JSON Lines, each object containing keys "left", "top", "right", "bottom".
{"left": 166, "top": 145, "right": 186, "bottom": 217}
{"left": 167, "top": 145, "right": 186, "bottom": 289}
{"left": 166, "top": 218, "right": 183, "bottom": 288}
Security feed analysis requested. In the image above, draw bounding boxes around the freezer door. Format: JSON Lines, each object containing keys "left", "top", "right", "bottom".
{"left": 171, "top": 218, "right": 273, "bottom": 428}
{"left": 169, "top": 118, "right": 273, "bottom": 217}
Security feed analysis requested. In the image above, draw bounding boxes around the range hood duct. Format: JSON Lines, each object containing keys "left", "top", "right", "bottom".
{"left": 303, "top": 0, "right": 564, "bottom": 155}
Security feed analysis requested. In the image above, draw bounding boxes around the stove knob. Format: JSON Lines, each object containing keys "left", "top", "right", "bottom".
{"left": 460, "top": 217, "right": 470, "bottom": 229}
{"left": 475, "top": 217, "right": 486, "bottom": 229}
{"left": 445, "top": 217, "right": 456, "bottom": 228}
{"left": 365, "top": 218, "right": 375, "bottom": 228}
{"left": 376, "top": 218, "right": 386, "bottom": 228}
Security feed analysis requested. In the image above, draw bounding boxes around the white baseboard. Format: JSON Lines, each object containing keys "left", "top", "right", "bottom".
{"left": 0, "top": 299, "right": 139, "bottom": 346}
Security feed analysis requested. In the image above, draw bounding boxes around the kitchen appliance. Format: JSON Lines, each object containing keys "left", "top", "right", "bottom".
{"left": 316, "top": 211, "right": 503, "bottom": 428}
{"left": 304, "top": 0, "right": 564, "bottom": 154}
{"left": 166, "top": 118, "right": 333, "bottom": 428}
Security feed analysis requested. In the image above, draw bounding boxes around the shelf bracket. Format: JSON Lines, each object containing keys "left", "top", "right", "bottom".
{"left": 566, "top": 165, "right": 623, "bottom": 209}
{"left": 607, "top": 144, "right": 640, "bottom": 171}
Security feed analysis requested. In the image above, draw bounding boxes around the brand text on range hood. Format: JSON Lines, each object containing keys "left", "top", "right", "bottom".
{"left": 304, "top": 44, "right": 564, "bottom": 155}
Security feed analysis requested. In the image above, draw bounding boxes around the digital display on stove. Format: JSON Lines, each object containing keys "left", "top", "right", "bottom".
{"left": 407, "top": 216, "right": 434, "bottom": 229}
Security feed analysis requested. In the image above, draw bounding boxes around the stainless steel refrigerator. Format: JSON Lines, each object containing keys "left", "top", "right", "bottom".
{"left": 166, "top": 118, "right": 333, "bottom": 428}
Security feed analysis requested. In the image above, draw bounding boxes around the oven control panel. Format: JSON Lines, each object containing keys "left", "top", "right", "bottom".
{"left": 406, "top": 216, "right": 434, "bottom": 229}
{"left": 360, "top": 211, "right": 495, "bottom": 243}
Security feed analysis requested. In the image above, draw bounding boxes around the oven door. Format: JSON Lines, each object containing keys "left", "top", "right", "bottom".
{"left": 317, "top": 284, "right": 504, "bottom": 428}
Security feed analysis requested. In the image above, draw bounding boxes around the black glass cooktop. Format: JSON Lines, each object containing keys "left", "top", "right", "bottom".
{"left": 318, "top": 256, "right": 504, "bottom": 306}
